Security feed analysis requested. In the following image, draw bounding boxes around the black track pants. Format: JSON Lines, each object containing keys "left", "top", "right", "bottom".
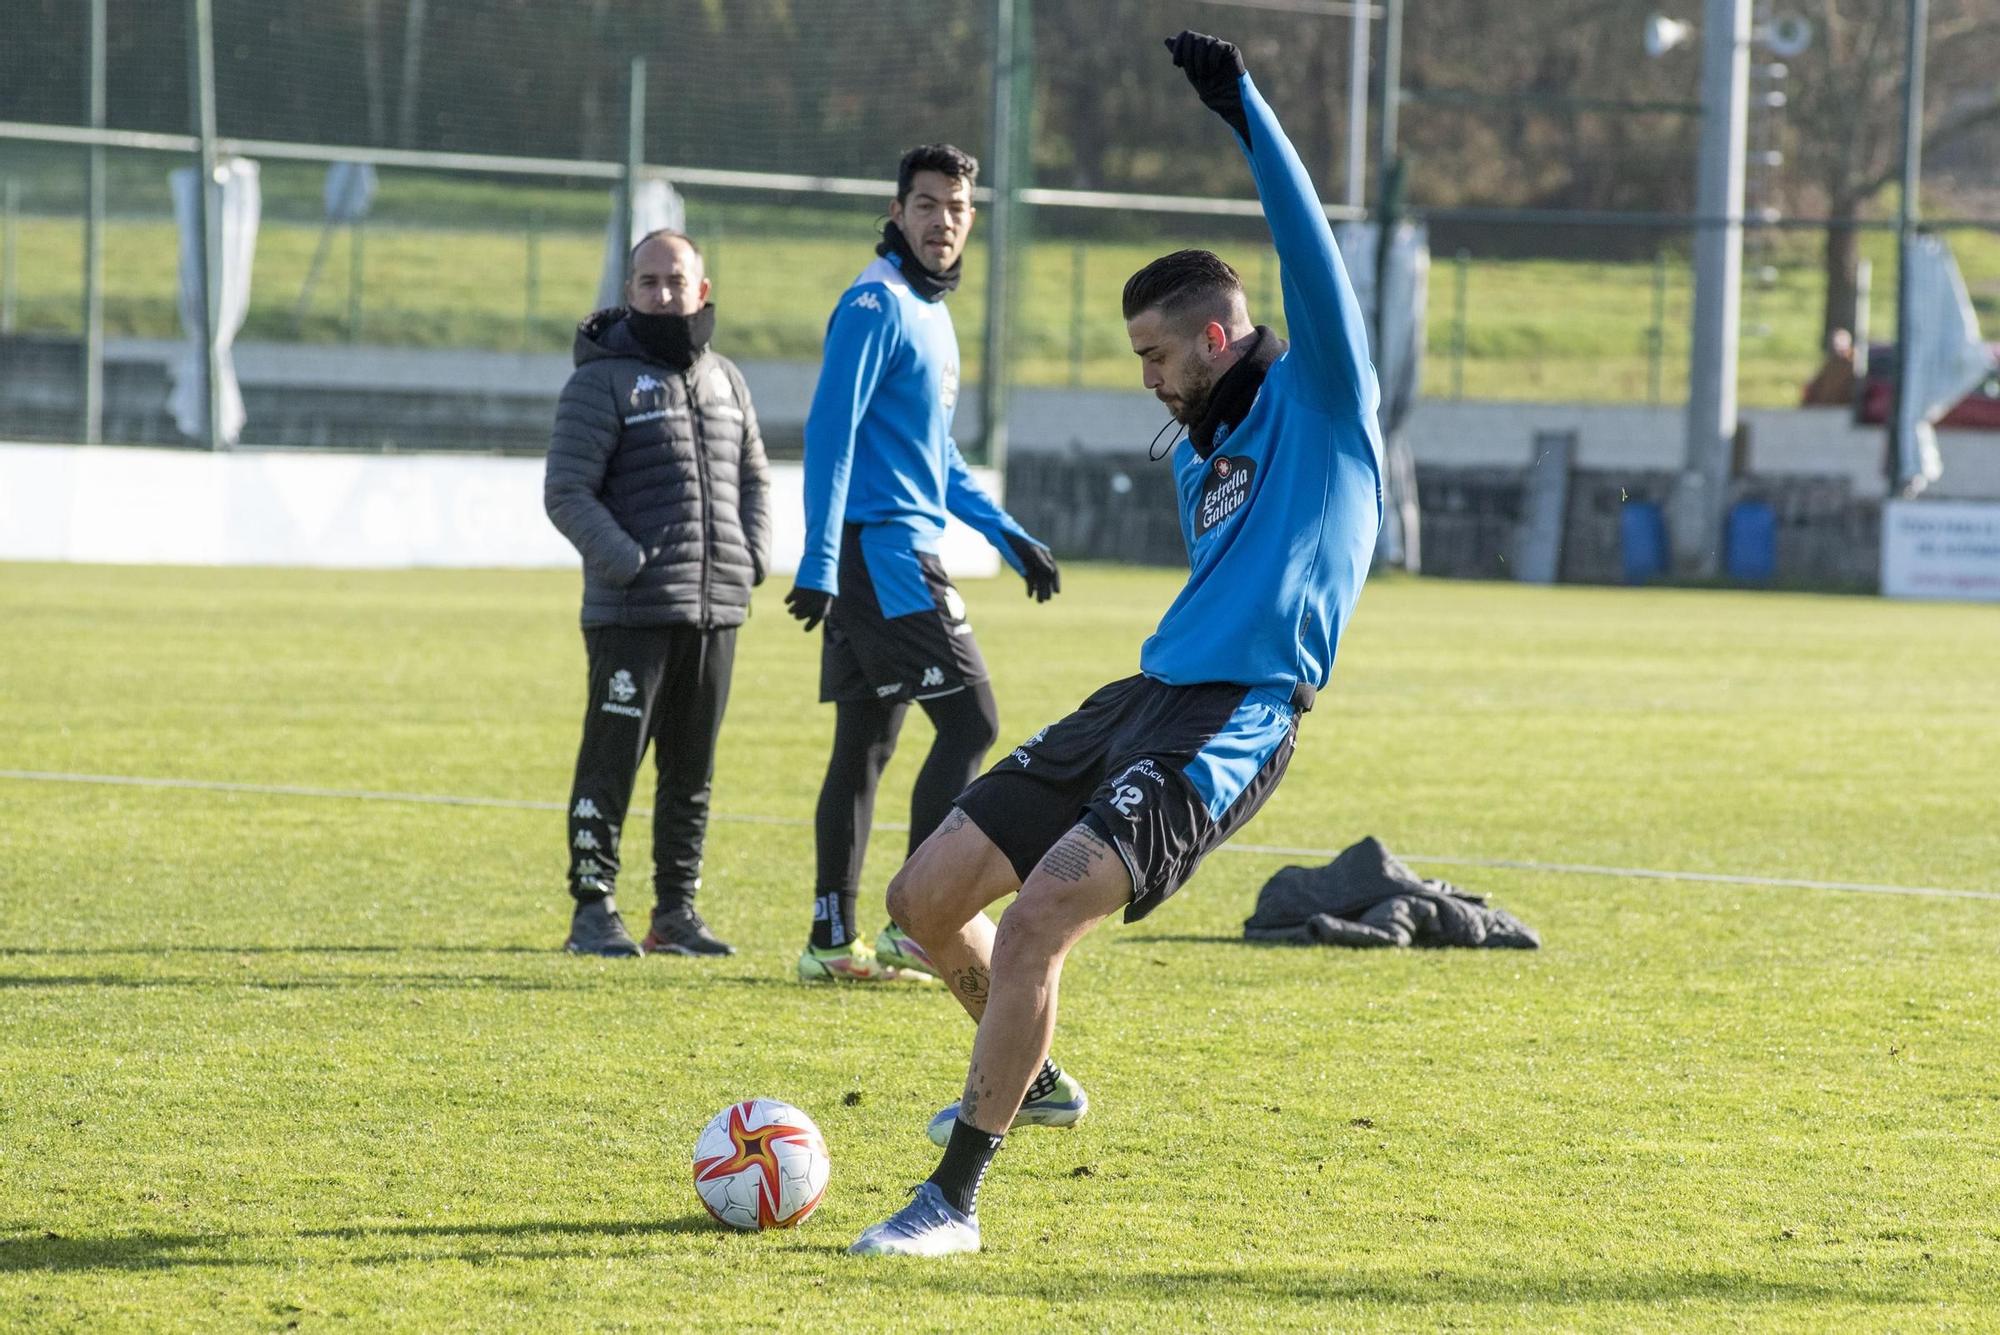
{"left": 564, "top": 624, "right": 737, "bottom": 907}
{"left": 810, "top": 678, "right": 1000, "bottom": 946}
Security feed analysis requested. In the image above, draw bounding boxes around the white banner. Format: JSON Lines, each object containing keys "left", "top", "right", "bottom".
{"left": 0, "top": 444, "right": 1001, "bottom": 578}
{"left": 1336, "top": 221, "right": 1428, "bottom": 571}
{"left": 169, "top": 157, "right": 262, "bottom": 445}
{"left": 597, "top": 175, "right": 688, "bottom": 312}
{"left": 1881, "top": 499, "right": 2000, "bottom": 602}
{"left": 1894, "top": 236, "right": 1998, "bottom": 496}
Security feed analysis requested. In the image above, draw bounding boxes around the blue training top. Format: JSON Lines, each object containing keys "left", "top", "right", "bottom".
{"left": 1138, "top": 74, "right": 1385, "bottom": 691}
{"left": 797, "top": 253, "right": 1032, "bottom": 618}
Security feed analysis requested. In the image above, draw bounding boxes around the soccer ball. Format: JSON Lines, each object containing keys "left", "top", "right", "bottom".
{"left": 691, "top": 1098, "right": 830, "bottom": 1230}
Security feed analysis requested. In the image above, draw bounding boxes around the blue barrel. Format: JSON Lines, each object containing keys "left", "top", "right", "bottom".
{"left": 1725, "top": 500, "right": 1778, "bottom": 583}
{"left": 1620, "top": 501, "right": 1669, "bottom": 584}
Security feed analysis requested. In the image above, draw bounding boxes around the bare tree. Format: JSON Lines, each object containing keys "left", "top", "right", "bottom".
{"left": 1787, "top": 0, "right": 2000, "bottom": 342}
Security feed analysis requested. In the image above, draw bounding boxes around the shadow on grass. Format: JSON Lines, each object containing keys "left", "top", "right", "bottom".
{"left": 0, "top": 946, "right": 549, "bottom": 957}
{"left": 0, "top": 1216, "right": 765, "bottom": 1274}
{"left": 0, "top": 973, "right": 567, "bottom": 992}
{"left": 299, "top": 1215, "right": 720, "bottom": 1242}
{"left": 0, "top": 1230, "right": 241, "bottom": 1274}
{"left": 916, "top": 1262, "right": 1928, "bottom": 1310}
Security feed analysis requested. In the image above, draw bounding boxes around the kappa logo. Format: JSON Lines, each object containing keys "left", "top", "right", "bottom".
{"left": 571, "top": 798, "right": 602, "bottom": 820}
{"left": 706, "top": 366, "right": 732, "bottom": 401}
{"left": 920, "top": 666, "right": 946, "bottom": 689}
{"left": 630, "top": 373, "right": 664, "bottom": 405}
{"left": 874, "top": 682, "right": 904, "bottom": 699}
{"left": 575, "top": 856, "right": 605, "bottom": 876}
{"left": 573, "top": 830, "right": 601, "bottom": 851}
{"left": 851, "top": 291, "right": 883, "bottom": 312}
{"left": 941, "top": 361, "right": 959, "bottom": 413}
{"left": 942, "top": 586, "right": 968, "bottom": 623}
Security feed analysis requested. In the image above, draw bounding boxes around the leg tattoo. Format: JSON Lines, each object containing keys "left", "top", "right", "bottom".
{"left": 1039, "top": 825, "right": 1112, "bottom": 885}
{"left": 950, "top": 964, "right": 991, "bottom": 1008}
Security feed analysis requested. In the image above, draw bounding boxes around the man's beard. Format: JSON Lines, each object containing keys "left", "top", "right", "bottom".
{"left": 1166, "top": 356, "right": 1219, "bottom": 426}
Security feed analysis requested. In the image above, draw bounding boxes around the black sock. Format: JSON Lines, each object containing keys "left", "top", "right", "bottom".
{"left": 810, "top": 889, "right": 857, "bottom": 951}
{"left": 927, "top": 1118, "right": 1004, "bottom": 1217}
{"left": 1024, "top": 1057, "right": 1064, "bottom": 1104}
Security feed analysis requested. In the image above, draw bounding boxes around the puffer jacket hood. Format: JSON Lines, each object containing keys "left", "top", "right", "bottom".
{"left": 543, "top": 309, "right": 771, "bottom": 631}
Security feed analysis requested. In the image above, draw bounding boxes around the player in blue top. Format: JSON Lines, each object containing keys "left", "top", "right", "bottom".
{"left": 785, "top": 143, "right": 1063, "bottom": 988}
{"left": 849, "top": 32, "right": 1384, "bottom": 1256}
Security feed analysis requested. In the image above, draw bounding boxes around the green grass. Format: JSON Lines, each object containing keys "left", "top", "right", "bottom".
{"left": 6, "top": 149, "right": 1996, "bottom": 406}
{"left": 2, "top": 562, "right": 1998, "bottom": 1331}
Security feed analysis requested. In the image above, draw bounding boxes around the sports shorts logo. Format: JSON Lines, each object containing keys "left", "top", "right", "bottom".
{"left": 920, "top": 666, "right": 946, "bottom": 689}
{"left": 1196, "top": 455, "right": 1257, "bottom": 536}
{"left": 851, "top": 291, "right": 883, "bottom": 312}
{"left": 1106, "top": 758, "right": 1166, "bottom": 817}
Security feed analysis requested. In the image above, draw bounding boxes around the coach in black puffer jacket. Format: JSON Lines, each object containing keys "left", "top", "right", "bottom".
{"left": 543, "top": 229, "right": 770, "bottom": 960}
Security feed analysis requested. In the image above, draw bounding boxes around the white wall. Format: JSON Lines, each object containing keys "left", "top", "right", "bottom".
{"left": 0, "top": 443, "right": 1003, "bottom": 575}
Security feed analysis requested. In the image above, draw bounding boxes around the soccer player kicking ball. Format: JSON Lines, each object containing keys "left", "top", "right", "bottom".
{"left": 849, "top": 31, "right": 1384, "bottom": 1257}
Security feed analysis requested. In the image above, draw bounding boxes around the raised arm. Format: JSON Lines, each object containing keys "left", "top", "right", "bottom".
{"left": 1166, "top": 31, "right": 1377, "bottom": 417}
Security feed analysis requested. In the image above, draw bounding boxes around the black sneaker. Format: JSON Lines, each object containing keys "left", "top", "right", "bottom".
{"left": 565, "top": 896, "right": 642, "bottom": 957}
{"left": 641, "top": 904, "right": 735, "bottom": 957}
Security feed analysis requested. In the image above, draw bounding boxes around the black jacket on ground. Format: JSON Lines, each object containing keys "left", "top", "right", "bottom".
{"left": 1243, "top": 836, "right": 1541, "bottom": 949}
{"left": 544, "top": 309, "right": 771, "bottom": 629}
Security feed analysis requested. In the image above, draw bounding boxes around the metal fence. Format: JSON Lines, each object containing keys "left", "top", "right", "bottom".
{"left": 2, "top": 0, "right": 1996, "bottom": 458}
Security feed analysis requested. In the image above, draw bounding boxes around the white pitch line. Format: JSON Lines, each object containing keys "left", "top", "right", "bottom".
{"left": 5, "top": 768, "right": 1996, "bottom": 903}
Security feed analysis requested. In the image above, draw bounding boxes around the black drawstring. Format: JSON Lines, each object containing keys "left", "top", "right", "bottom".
{"left": 1147, "top": 417, "right": 1185, "bottom": 462}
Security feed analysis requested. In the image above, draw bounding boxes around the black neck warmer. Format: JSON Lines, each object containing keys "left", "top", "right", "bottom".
{"left": 1190, "top": 325, "right": 1286, "bottom": 459}
{"left": 625, "top": 302, "right": 716, "bottom": 370}
{"left": 876, "top": 221, "right": 961, "bottom": 301}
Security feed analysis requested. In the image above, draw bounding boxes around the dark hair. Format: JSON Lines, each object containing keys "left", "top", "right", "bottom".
{"left": 896, "top": 144, "right": 979, "bottom": 201}
{"left": 628, "top": 228, "right": 701, "bottom": 267}
{"left": 1122, "top": 249, "right": 1245, "bottom": 328}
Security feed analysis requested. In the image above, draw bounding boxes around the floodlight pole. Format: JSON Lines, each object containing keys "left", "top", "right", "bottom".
{"left": 1887, "top": 0, "right": 1927, "bottom": 494}
{"left": 621, "top": 56, "right": 645, "bottom": 291}
{"left": 186, "top": 0, "right": 224, "bottom": 452}
{"left": 979, "top": 0, "right": 1024, "bottom": 472}
{"left": 1370, "top": 0, "right": 1404, "bottom": 363}
{"left": 1344, "top": 0, "right": 1370, "bottom": 209}
{"left": 82, "top": 0, "right": 106, "bottom": 444}
{"left": 1677, "top": 0, "right": 1749, "bottom": 576}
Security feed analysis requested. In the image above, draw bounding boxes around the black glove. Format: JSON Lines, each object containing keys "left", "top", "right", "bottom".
{"left": 784, "top": 585, "right": 833, "bottom": 631}
{"left": 1004, "top": 534, "right": 1062, "bottom": 604}
{"left": 1164, "top": 30, "right": 1249, "bottom": 142}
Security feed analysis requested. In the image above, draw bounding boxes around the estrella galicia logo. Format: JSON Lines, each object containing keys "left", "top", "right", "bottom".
{"left": 1196, "top": 454, "right": 1256, "bottom": 536}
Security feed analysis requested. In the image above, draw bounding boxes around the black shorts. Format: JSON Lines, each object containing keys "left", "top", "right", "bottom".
{"left": 956, "top": 674, "right": 1310, "bottom": 922}
{"left": 820, "top": 524, "right": 989, "bottom": 705}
